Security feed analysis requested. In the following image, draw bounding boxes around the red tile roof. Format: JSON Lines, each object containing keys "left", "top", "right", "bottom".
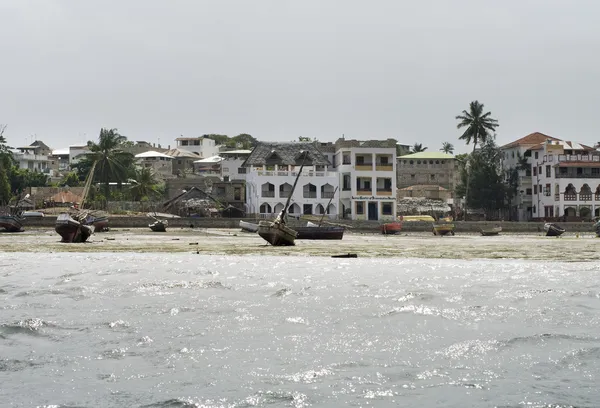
{"left": 501, "top": 132, "right": 560, "bottom": 149}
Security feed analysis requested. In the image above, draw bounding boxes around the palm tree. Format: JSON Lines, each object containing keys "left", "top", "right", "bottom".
{"left": 455, "top": 101, "right": 499, "bottom": 220}
{"left": 84, "top": 128, "right": 134, "bottom": 205}
{"left": 128, "top": 167, "right": 163, "bottom": 201}
{"left": 411, "top": 143, "right": 428, "bottom": 153}
{"left": 440, "top": 142, "right": 454, "bottom": 154}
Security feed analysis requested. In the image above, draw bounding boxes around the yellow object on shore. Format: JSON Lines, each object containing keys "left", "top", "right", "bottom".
{"left": 399, "top": 215, "right": 436, "bottom": 222}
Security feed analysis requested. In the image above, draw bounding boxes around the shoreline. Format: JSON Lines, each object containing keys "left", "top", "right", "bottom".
{"left": 2, "top": 227, "right": 599, "bottom": 261}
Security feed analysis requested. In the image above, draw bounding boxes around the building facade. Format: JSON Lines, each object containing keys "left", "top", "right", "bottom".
{"left": 218, "top": 149, "right": 252, "bottom": 181}
{"left": 175, "top": 136, "right": 219, "bottom": 158}
{"left": 397, "top": 151, "right": 458, "bottom": 191}
{"left": 134, "top": 151, "right": 174, "bottom": 179}
{"left": 334, "top": 139, "right": 397, "bottom": 221}
{"left": 13, "top": 140, "right": 52, "bottom": 173}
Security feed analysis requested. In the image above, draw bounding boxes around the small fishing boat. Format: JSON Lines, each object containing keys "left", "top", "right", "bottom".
{"left": 432, "top": 217, "right": 455, "bottom": 236}
{"left": 295, "top": 221, "right": 345, "bottom": 240}
{"left": 331, "top": 253, "right": 357, "bottom": 258}
{"left": 55, "top": 213, "right": 95, "bottom": 243}
{"left": 544, "top": 222, "right": 565, "bottom": 237}
{"left": 239, "top": 220, "right": 259, "bottom": 233}
{"left": 480, "top": 226, "right": 502, "bottom": 236}
{"left": 149, "top": 219, "right": 168, "bottom": 232}
{"left": 380, "top": 222, "right": 402, "bottom": 235}
{"left": 84, "top": 214, "right": 109, "bottom": 232}
{"left": 0, "top": 213, "right": 24, "bottom": 232}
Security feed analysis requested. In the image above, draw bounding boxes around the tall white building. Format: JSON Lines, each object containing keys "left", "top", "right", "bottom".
{"left": 218, "top": 149, "right": 252, "bottom": 181}
{"left": 175, "top": 136, "right": 219, "bottom": 158}
{"left": 333, "top": 139, "right": 397, "bottom": 221}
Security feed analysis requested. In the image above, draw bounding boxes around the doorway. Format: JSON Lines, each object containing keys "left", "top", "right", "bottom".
{"left": 368, "top": 202, "right": 378, "bottom": 221}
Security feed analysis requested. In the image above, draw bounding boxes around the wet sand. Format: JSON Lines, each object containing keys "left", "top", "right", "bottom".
{"left": 1, "top": 227, "right": 599, "bottom": 260}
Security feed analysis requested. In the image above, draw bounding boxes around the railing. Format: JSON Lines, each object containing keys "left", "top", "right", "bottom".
{"left": 303, "top": 192, "right": 317, "bottom": 198}
{"left": 555, "top": 194, "right": 560, "bottom": 201}
{"left": 375, "top": 164, "right": 393, "bottom": 171}
{"left": 356, "top": 189, "right": 372, "bottom": 195}
{"left": 321, "top": 191, "right": 335, "bottom": 198}
{"left": 279, "top": 191, "right": 291, "bottom": 198}
{"left": 342, "top": 159, "right": 351, "bottom": 165}
{"left": 255, "top": 170, "right": 334, "bottom": 177}
{"left": 376, "top": 189, "right": 393, "bottom": 196}
{"left": 555, "top": 173, "right": 600, "bottom": 179}
{"left": 564, "top": 194, "right": 577, "bottom": 201}
{"left": 261, "top": 191, "right": 275, "bottom": 197}
{"left": 580, "top": 194, "right": 592, "bottom": 201}
{"left": 355, "top": 164, "right": 373, "bottom": 171}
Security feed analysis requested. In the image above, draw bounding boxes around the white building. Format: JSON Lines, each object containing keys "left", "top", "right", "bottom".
{"left": 13, "top": 140, "right": 52, "bottom": 174}
{"left": 243, "top": 142, "right": 339, "bottom": 218}
{"left": 501, "top": 132, "right": 598, "bottom": 221}
{"left": 175, "top": 136, "right": 219, "bottom": 158}
{"left": 333, "top": 138, "right": 397, "bottom": 221}
{"left": 135, "top": 151, "right": 174, "bottom": 179}
{"left": 49, "top": 148, "right": 70, "bottom": 174}
{"left": 218, "top": 149, "right": 252, "bottom": 181}
{"left": 69, "top": 145, "right": 90, "bottom": 165}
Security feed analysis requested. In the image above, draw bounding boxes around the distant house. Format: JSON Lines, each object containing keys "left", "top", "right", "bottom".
{"left": 164, "top": 148, "right": 200, "bottom": 177}
{"left": 12, "top": 140, "right": 52, "bottom": 174}
{"left": 175, "top": 136, "right": 219, "bottom": 159}
{"left": 134, "top": 151, "right": 174, "bottom": 179}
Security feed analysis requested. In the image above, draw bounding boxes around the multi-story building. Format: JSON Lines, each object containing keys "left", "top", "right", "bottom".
{"left": 48, "top": 148, "right": 71, "bottom": 175}
{"left": 500, "top": 132, "right": 561, "bottom": 221}
{"left": 333, "top": 138, "right": 397, "bottom": 221}
{"left": 69, "top": 145, "right": 90, "bottom": 165}
{"left": 243, "top": 142, "right": 338, "bottom": 218}
{"left": 12, "top": 140, "right": 52, "bottom": 173}
{"left": 218, "top": 149, "right": 252, "bottom": 181}
{"left": 175, "top": 136, "right": 219, "bottom": 158}
{"left": 397, "top": 151, "right": 458, "bottom": 191}
{"left": 164, "top": 148, "right": 200, "bottom": 177}
{"left": 134, "top": 151, "right": 174, "bottom": 179}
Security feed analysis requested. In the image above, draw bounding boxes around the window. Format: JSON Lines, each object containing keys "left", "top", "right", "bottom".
{"left": 343, "top": 174, "right": 351, "bottom": 190}
{"left": 193, "top": 140, "right": 200, "bottom": 146}
{"left": 545, "top": 183, "right": 551, "bottom": 196}
{"left": 356, "top": 156, "right": 364, "bottom": 165}
{"left": 533, "top": 167, "right": 537, "bottom": 176}
{"left": 181, "top": 140, "right": 188, "bottom": 146}
{"left": 178, "top": 160, "right": 182, "bottom": 164}
{"left": 526, "top": 169, "right": 532, "bottom": 176}
{"left": 411, "top": 174, "right": 415, "bottom": 179}
{"left": 382, "top": 202, "right": 393, "bottom": 215}
{"left": 534, "top": 185, "right": 537, "bottom": 194}
{"left": 356, "top": 201, "right": 364, "bottom": 215}
{"left": 535, "top": 152, "right": 539, "bottom": 159}
{"left": 546, "top": 165, "right": 551, "bottom": 177}
{"left": 380, "top": 156, "right": 388, "bottom": 165}
{"left": 431, "top": 174, "right": 436, "bottom": 180}
{"left": 234, "top": 188, "right": 241, "bottom": 200}
{"left": 526, "top": 188, "right": 532, "bottom": 195}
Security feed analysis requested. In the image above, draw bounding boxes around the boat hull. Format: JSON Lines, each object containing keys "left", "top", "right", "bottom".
{"left": 544, "top": 223, "right": 565, "bottom": 237}
{"left": 380, "top": 222, "right": 402, "bottom": 235}
{"left": 433, "top": 223, "right": 455, "bottom": 236}
{"left": 90, "top": 217, "right": 109, "bottom": 232}
{"left": 55, "top": 214, "right": 94, "bottom": 243}
{"left": 257, "top": 221, "right": 298, "bottom": 246}
{"left": 0, "top": 215, "right": 24, "bottom": 232}
{"left": 239, "top": 220, "right": 259, "bottom": 233}
{"left": 295, "top": 226, "right": 344, "bottom": 240}
{"left": 149, "top": 220, "right": 167, "bottom": 232}
{"left": 480, "top": 227, "right": 502, "bottom": 236}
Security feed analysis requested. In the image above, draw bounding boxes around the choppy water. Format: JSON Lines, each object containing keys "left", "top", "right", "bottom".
{"left": 1, "top": 253, "right": 600, "bottom": 407}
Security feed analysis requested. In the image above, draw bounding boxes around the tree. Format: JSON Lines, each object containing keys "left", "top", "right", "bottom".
{"left": 298, "top": 136, "right": 312, "bottom": 142}
{"left": 203, "top": 134, "right": 229, "bottom": 146}
{"left": 455, "top": 100, "right": 499, "bottom": 220}
{"left": 83, "top": 128, "right": 135, "bottom": 205}
{"left": 128, "top": 167, "right": 163, "bottom": 201}
{"left": 440, "top": 142, "right": 454, "bottom": 154}
{"left": 59, "top": 171, "right": 81, "bottom": 187}
{"left": 411, "top": 143, "right": 428, "bottom": 153}
{"left": 232, "top": 133, "right": 258, "bottom": 149}
{"left": 0, "top": 124, "right": 12, "bottom": 205}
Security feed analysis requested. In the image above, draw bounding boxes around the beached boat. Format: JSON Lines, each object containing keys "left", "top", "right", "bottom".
{"left": 544, "top": 222, "right": 565, "bottom": 237}
{"left": 84, "top": 214, "right": 109, "bottom": 231}
{"left": 0, "top": 213, "right": 25, "bottom": 232}
{"left": 296, "top": 221, "right": 344, "bottom": 240}
{"left": 149, "top": 219, "right": 168, "bottom": 232}
{"left": 380, "top": 222, "right": 402, "bottom": 235}
{"left": 239, "top": 220, "right": 259, "bottom": 233}
{"left": 55, "top": 213, "right": 95, "bottom": 242}
{"left": 593, "top": 219, "right": 600, "bottom": 237}
{"left": 433, "top": 217, "right": 455, "bottom": 236}
{"left": 480, "top": 226, "right": 502, "bottom": 236}
{"left": 257, "top": 155, "right": 307, "bottom": 246}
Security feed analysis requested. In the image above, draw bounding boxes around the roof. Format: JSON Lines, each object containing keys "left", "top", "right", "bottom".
{"left": 219, "top": 149, "right": 252, "bottom": 155}
{"left": 334, "top": 138, "right": 397, "bottom": 149}
{"left": 51, "top": 148, "right": 70, "bottom": 156}
{"left": 135, "top": 151, "right": 173, "bottom": 159}
{"left": 399, "top": 152, "right": 455, "bottom": 160}
{"left": 50, "top": 191, "right": 83, "bottom": 203}
{"left": 242, "top": 142, "right": 331, "bottom": 167}
{"left": 163, "top": 148, "right": 200, "bottom": 158}
{"left": 194, "top": 155, "right": 223, "bottom": 164}
{"left": 501, "top": 132, "right": 560, "bottom": 149}
{"left": 529, "top": 140, "right": 594, "bottom": 151}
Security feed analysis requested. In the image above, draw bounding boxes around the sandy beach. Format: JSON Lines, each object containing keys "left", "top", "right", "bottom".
{"left": 1, "top": 227, "right": 598, "bottom": 260}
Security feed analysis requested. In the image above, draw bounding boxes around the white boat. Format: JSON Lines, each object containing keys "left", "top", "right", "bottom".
{"left": 239, "top": 220, "right": 259, "bottom": 233}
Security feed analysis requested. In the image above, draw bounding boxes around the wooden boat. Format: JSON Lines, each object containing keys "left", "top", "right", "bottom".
{"left": 380, "top": 222, "right": 402, "bottom": 235}
{"left": 149, "top": 219, "right": 168, "bottom": 232}
{"left": 239, "top": 220, "right": 259, "bottom": 233}
{"left": 544, "top": 222, "right": 565, "bottom": 237}
{"left": 257, "top": 154, "right": 307, "bottom": 246}
{"left": 55, "top": 213, "right": 95, "bottom": 243}
{"left": 56, "top": 162, "right": 97, "bottom": 242}
{"left": 84, "top": 214, "right": 109, "bottom": 231}
{"left": 331, "top": 253, "right": 357, "bottom": 258}
{"left": 480, "top": 226, "right": 502, "bottom": 236}
{"left": 0, "top": 213, "right": 24, "bottom": 232}
{"left": 432, "top": 217, "right": 455, "bottom": 236}
{"left": 295, "top": 222, "right": 344, "bottom": 240}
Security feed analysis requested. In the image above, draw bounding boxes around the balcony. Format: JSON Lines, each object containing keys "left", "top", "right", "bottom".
{"left": 356, "top": 189, "right": 372, "bottom": 195}
{"left": 580, "top": 194, "right": 592, "bottom": 201}
{"left": 564, "top": 194, "right": 577, "bottom": 201}
{"left": 261, "top": 191, "right": 275, "bottom": 198}
{"left": 376, "top": 188, "right": 393, "bottom": 196}
{"left": 375, "top": 164, "right": 393, "bottom": 171}
{"left": 322, "top": 191, "right": 335, "bottom": 199}
{"left": 303, "top": 192, "right": 317, "bottom": 198}
{"left": 355, "top": 164, "right": 373, "bottom": 171}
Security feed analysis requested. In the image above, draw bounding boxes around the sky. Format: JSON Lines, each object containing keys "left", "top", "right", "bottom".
{"left": 1, "top": 0, "right": 599, "bottom": 153}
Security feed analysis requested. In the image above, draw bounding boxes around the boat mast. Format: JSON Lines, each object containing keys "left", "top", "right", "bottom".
{"left": 318, "top": 186, "right": 338, "bottom": 226}
{"left": 79, "top": 161, "right": 97, "bottom": 211}
{"left": 280, "top": 151, "right": 308, "bottom": 221}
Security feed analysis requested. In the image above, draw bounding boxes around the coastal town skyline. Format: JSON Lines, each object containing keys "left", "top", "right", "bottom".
{"left": 2, "top": 0, "right": 599, "bottom": 151}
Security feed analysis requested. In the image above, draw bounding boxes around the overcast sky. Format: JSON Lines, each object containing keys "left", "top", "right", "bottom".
{"left": 1, "top": 0, "right": 599, "bottom": 153}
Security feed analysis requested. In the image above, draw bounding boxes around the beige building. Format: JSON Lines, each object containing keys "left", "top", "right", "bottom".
{"left": 397, "top": 151, "right": 459, "bottom": 194}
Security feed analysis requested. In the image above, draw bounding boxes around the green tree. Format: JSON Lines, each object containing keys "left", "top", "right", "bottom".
{"left": 128, "top": 167, "right": 163, "bottom": 201}
{"left": 232, "top": 133, "right": 258, "bottom": 149}
{"left": 411, "top": 143, "right": 427, "bottom": 153}
{"left": 298, "top": 136, "right": 312, "bottom": 142}
{"left": 0, "top": 124, "right": 12, "bottom": 205}
{"left": 10, "top": 167, "right": 49, "bottom": 194}
{"left": 203, "top": 134, "right": 229, "bottom": 146}
{"left": 82, "top": 128, "right": 135, "bottom": 205}
{"left": 59, "top": 171, "right": 81, "bottom": 187}
{"left": 455, "top": 100, "right": 499, "bottom": 220}
{"left": 440, "top": 142, "right": 454, "bottom": 154}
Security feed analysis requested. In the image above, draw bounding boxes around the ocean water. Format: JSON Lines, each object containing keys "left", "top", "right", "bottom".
{"left": 1, "top": 253, "right": 599, "bottom": 408}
